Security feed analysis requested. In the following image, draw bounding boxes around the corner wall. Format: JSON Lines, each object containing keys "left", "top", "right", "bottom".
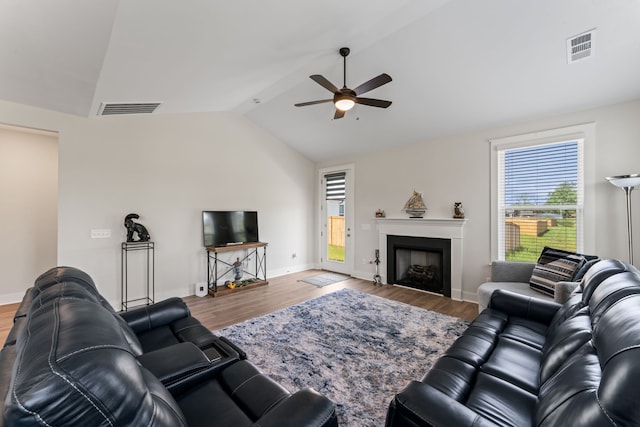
{"left": 0, "top": 101, "right": 316, "bottom": 307}
{"left": 324, "top": 99, "right": 640, "bottom": 301}
{"left": 0, "top": 125, "right": 57, "bottom": 302}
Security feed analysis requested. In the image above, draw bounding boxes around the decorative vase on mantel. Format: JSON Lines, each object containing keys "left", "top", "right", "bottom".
{"left": 402, "top": 190, "right": 427, "bottom": 218}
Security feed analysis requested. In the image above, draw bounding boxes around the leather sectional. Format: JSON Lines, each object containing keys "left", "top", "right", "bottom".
{"left": 0, "top": 267, "right": 338, "bottom": 427}
{"left": 386, "top": 259, "right": 640, "bottom": 426}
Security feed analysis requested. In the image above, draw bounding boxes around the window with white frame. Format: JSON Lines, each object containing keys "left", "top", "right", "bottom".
{"left": 490, "top": 124, "right": 595, "bottom": 262}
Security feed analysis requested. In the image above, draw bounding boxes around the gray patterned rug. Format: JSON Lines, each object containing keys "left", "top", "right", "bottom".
{"left": 216, "top": 288, "right": 469, "bottom": 426}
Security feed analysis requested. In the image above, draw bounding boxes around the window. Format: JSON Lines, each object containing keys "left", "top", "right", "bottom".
{"left": 491, "top": 124, "right": 595, "bottom": 262}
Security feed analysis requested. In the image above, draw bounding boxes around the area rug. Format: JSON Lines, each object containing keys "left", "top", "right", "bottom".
{"left": 299, "top": 272, "right": 351, "bottom": 287}
{"left": 215, "top": 288, "right": 469, "bottom": 426}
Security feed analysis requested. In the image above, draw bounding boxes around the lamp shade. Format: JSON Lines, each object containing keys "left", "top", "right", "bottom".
{"left": 606, "top": 173, "right": 640, "bottom": 265}
{"left": 606, "top": 174, "right": 640, "bottom": 188}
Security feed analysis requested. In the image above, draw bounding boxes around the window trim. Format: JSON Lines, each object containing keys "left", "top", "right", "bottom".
{"left": 490, "top": 123, "right": 596, "bottom": 261}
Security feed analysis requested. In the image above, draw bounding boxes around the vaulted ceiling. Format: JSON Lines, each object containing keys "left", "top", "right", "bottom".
{"left": 2, "top": 0, "right": 639, "bottom": 162}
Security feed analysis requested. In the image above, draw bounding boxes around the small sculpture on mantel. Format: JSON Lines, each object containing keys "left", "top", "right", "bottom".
{"left": 403, "top": 190, "right": 427, "bottom": 218}
{"left": 124, "top": 213, "right": 150, "bottom": 242}
{"left": 453, "top": 202, "right": 465, "bottom": 219}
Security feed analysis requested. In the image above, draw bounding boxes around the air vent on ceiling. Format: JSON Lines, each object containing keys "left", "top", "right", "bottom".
{"left": 98, "top": 102, "right": 162, "bottom": 116}
{"left": 567, "top": 29, "right": 595, "bottom": 63}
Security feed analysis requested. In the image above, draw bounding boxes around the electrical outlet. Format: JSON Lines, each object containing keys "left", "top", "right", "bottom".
{"left": 91, "top": 229, "right": 111, "bottom": 239}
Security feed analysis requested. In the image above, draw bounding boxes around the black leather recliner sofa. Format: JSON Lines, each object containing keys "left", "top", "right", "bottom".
{"left": 386, "top": 259, "right": 640, "bottom": 426}
{"left": 0, "top": 267, "right": 338, "bottom": 427}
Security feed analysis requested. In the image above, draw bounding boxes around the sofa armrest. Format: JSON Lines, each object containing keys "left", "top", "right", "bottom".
{"left": 137, "top": 341, "right": 241, "bottom": 395}
{"left": 386, "top": 381, "right": 495, "bottom": 427}
{"left": 137, "top": 342, "right": 211, "bottom": 384}
{"left": 554, "top": 281, "right": 580, "bottom": 304}
{"left": 489, "top": 289, "right": 560, "bottom": 325}
{"left": 119, "top": 297, "right": 190, "bottom": 333}
{"left": 490, "top": 261, "right": 535, "bottom": 283}
{"left": 255, "top": 388, "right": 338, "bottom": 427}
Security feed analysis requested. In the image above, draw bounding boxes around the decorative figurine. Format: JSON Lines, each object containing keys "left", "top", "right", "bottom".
{"left": 232, "top": 257, "right": 243, "bottom": 281}
{"left": 124, "top": 213, "right": 150, "bottom": 242}
{"left": 403, "top": 190, "right": 427, "bottom": 218}
{"left": 453, "top": 202, "right": 465, "bottom": 219}
{"left": 375, "top": 209, "right": 386, "bottom": 218}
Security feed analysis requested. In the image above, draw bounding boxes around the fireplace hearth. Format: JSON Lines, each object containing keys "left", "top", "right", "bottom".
{"left": 387, "top": 235, "right": 451, "bottom": 297}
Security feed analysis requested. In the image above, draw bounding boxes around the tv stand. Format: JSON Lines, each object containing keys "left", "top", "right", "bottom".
{"left": 206, "top": 242, "right": 268, "bottom": 297}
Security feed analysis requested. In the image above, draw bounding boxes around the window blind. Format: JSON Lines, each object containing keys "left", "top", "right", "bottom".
{"left": 497, "top": 139, "right": 584, "bottom": 260}
{"left": 502, "top": 141, "right": 581, "bottom": 208}
{"left": 325, "top": 172, "right": 346, "bottom": 200}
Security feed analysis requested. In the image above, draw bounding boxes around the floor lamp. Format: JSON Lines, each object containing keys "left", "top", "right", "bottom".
{"left": 606, "top": 174, "right": 640, "bottom": 265}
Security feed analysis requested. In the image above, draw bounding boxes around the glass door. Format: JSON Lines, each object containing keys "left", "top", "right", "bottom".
{"left": 320, "top": 166, "right": 353, "bottom": 275}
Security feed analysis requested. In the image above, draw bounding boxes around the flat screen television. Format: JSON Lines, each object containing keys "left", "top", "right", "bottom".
{"left": 202, "top": 211, "right": 259, "bottom": 247}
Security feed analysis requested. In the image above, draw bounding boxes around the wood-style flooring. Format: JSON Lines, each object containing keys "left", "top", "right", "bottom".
{"left": 0, "top": 269, "right": 479, "bottom": 343}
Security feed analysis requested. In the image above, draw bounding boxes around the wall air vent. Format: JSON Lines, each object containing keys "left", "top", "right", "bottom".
{"left": 98, "top": 102, "right": 162, "bottom": 116}
{"left": 567, "top": 29, "right": 595, "bottom": 63}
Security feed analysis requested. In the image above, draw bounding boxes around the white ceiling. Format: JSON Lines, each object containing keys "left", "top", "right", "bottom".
{"left": 1, "top": 0, "right": 639, "bottom": 162}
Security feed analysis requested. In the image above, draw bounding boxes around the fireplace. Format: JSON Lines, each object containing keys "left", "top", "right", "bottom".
{"left": 387, "top": 235, "right": 451, "bottom": 296}
{"left": 376, "top": 218, "right": 466, "bottom": 300}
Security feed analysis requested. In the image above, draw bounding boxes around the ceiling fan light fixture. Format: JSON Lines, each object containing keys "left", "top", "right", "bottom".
{"left": 335, "top": 97, "right": 355, "bottom": 111}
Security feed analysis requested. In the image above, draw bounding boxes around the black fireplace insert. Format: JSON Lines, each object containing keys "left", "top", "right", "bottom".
{"left": 387, "top": 235, "right": 451, "bottom": 297}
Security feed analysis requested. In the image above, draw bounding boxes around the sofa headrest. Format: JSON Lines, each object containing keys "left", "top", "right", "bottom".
{"left": 580, "top": 259, "right": 629, "bottom": 303}
{"left": 5, "top": 297, "right": 184, "bottom": 426}
{"left": 588, "top": 270, "right": 640, "bottom": 324}
{"left": 29, "top": 267, "right": 144, "bottom": 356}
{"left": 591, "top": 292, "right": 640, "bottom": 425}
{"left": 31, "top": 266, "right": 113, "bottom": 311}
{"left": 34, "top": 266, "right": 98, "bottom": 292}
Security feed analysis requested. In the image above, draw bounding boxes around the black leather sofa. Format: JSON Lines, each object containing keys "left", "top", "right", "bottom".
{"left": 0, "top": 267, "right": 338, "bottom": 427}
{"left": 386, "top": 259, "right": 640, "bottom": 427}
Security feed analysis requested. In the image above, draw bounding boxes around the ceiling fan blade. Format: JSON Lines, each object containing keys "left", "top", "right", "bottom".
{"left": 334, "top": 109, "right": 345, "bottom": 120}
{"left": 310, "top": 75, "right": 340, "bottom": 93}
{"left": 295, "top": 99, "right": 332, "bottom": 107}
{"left": 353, "top": 73, "right": 392, "bottom": 96}
{"left": 355, "top": 97, "right": 392, "bottom": 108}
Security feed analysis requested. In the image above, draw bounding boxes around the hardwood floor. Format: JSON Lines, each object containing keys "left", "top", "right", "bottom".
{"left": 0, "top": 269, "right": 479, "bottom": 343}
{"left": 178, "top": 270, "right": 478, "bottom": 330}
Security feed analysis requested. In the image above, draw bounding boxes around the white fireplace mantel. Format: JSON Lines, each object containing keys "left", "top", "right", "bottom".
{"left": 376, "top": 218, "right": 467, "bottom": 300}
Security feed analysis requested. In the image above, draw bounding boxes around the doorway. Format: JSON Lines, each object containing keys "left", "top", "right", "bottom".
{"left": 319, "top": 164, "right": 354, "bottom": 275}
{"left": 0, "top": 123, "right": 58, "bottom": 303}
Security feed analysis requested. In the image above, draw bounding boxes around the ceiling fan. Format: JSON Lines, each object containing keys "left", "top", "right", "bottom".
{"left": 295, "top": 47, "right": 392, "bottom": 119}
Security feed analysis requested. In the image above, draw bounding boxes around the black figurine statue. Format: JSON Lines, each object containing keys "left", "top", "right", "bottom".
{"left": 124, "top": 213, "right": 150, "bottom": 242}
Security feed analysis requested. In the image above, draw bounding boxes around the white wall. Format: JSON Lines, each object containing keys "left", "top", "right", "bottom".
{"left": 3, "top": 98, "right": 640, "bottom": 306}
{"left": 0, "top": 125, "right": 58, "bottom": 302}
{"left": 0, "top": 101, "right": 316, "bottom": 307}
{"left": 323, "top": 99, "right": 640, "bottom": 301}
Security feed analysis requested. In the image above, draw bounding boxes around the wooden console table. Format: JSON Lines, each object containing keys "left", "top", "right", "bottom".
{"left": 206, "top": 242, "right": 268, "bottom": 297}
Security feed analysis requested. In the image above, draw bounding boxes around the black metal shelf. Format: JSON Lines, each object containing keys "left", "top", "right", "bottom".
{"left": 121, "top": 241, "right": 155, "bottom": 311}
